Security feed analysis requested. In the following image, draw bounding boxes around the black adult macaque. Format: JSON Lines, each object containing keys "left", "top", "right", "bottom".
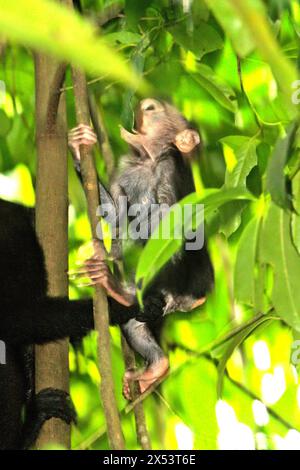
{"left": 68, "top": 98, "right": 214, "bottom": 399}
{"left": 0, "top": 199, "right": 142, "bottom": 450}
{"left": 0, "top": 199, "right": 94, "bottom": 449}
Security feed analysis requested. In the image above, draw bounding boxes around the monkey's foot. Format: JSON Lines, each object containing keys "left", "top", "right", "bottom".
{"left": 123, "top": 357, "right": 169, "bottom": 400}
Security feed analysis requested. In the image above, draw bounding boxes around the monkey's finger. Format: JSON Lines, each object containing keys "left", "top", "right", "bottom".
{"left": 84, "top": 258, "right": 108, "bottom": 267}
{"left": 68, "top": 129, "right": 97, "bottom": 141}
{"left": 69, "top": 124, "right": 96, "bottom": 136}
{"left": 76, "top": 277, "right": 107, "bottom": 287}
{"left": 69, "top": 268, "right": 108, "bottom": 279}
{"left": 68, "top": 136, "right": 97, "bottom": 147}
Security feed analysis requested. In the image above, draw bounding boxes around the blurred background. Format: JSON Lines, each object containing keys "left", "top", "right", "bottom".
{"left": 1, "top": 0, "right": 300, "bottom": 450}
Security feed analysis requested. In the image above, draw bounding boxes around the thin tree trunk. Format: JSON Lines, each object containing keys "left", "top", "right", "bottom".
{"left": 34, "top": 56, "right": 70, "bottom": 449}
{"left": 71, "top": 68, "right": 125, "bottom": 450}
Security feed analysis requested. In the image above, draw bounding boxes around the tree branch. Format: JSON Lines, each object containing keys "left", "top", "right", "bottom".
{"left": 121, "top": 337, "right": 152, "bottom": 449}
{"left": 71, "top": 65, "right": 125, "bottom": 450}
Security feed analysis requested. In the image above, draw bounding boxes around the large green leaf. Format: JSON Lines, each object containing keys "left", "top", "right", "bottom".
{"left": 234, "top": 217, "right": 261, "bottom": 305}
{"left": 218, "top": 200, "right": 247, "bottom": 238}
{"left": 163, "top": 358, "right": 218, "bottom": 449}
{"left": 190, "top": 63, "right": 237, "bottom": 113}
{"left": 266, "top": 123, "right": 297, "bottom": 209}
{"left": 135, "top": 188, "right": 255, "bottom": 300}
{"left": 221, "top": 135, "right": 260, "bottom": 188}
{"left": 104, "top": 31, "right": 142, "bottom": 46}
{"left": 0, "top": 0, "right": 146, "bottom": 91}
{"left": 261, "top": 203, "right": 300, "bottom": 331}
{"left": 168, "top": 21, "right": 223, "bottom": 60}
{"left": 206, "top": 0, "right": 297, "bottom": 113}
{"left": 292, "top": 171, "right": 300, "bottom": 255}
{"left": 204, "top": 0, "right": 256, "bottom": 57}
{"left": 216, "top": 313, "right": 276, "bottom": 397}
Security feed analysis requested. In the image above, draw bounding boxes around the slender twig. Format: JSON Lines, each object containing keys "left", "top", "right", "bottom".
{"left": 88, "top": 93, "right": 114, "bottom": 178}
{"left": 71, "top": 66, "right": 125, "bottom": 450}
{"left": 125, "top": 373, "right": 168, "bottom": 414}
{"left": 121, "top": 337, "right": 152, "bottom": 449}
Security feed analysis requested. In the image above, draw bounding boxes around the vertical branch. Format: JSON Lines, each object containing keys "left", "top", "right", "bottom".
{"left": 121, "top": 337, "right": 152, "bottom": 450}
{"left": 88, "top": 94, "right": 114, "bottom": 178}
{"left": 34, "top": 56, "right": 70, "bottom": 448}
{"left": 71, "top": 67, "right": 125, "bottom": 450}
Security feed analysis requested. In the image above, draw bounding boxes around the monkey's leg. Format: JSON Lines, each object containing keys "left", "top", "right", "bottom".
{"left": 121, "top": 319, "right": 169, "bottom": 400}
{"left": 22, "top": 388, "right": 76, "bottom": 449}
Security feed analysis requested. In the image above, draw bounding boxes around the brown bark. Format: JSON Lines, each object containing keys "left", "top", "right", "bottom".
{"left": 71, "top": 67, "right": 125, "bottom": 450}
{"left": 34, "top": 54, "right": 70, "bottom": 449}
{"left": 121, "top": 337, "right": 152, "bottom": 449}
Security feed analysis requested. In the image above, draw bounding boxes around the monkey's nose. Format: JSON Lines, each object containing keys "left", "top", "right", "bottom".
{"left": 140, "top": 98, "right": 160, "bottom": 112}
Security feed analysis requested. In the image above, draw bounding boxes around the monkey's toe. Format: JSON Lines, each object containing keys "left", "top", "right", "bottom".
{"left": 123, "top": 357, "right": 169, "bottom": 400}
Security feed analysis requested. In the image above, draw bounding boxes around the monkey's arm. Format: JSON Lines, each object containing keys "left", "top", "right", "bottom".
{"left": 0, "top": 298, "right": 94, "bottom": 346}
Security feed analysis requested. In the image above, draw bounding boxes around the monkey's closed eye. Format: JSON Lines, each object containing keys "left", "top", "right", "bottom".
{"left": 145, "top": 104, "right": 155, "bottom": 111}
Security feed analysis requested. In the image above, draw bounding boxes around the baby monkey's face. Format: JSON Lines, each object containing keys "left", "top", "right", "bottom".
{"left": 135, "top": 98, "right": 186, "bottom": 138}
{"left": 120, "top": 98, "right": 200, "bottom": 158}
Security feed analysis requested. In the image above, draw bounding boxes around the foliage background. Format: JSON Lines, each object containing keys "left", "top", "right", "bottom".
{"left": 1, "top": 0, "right": 300, "bottom": 450}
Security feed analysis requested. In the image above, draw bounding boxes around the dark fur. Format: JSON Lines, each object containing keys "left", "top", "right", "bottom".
{"left": 0, "top": 198, "right": 157, "bottom": 449}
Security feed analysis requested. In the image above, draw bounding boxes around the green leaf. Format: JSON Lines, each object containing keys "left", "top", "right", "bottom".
{"left": 221, "top": 135, "right": 260, "bottom": 189}
{"left": 266, "top": 123, "right": 297, "bottom": 209}
{"left": 227, "top": 0, "right": 297, "bottom": 107}
{"left": 292, "top": 171, "right": 300, "bottom": 255}
{"left": 190, "top": 63, "right": 237, "bottom": 113}
{"left": 163, "top": 358, "right": 218, "bottom": 449}
{"left": 0, "top": 0, "right": 147, "bottom": 92}
{"left": 261, "top": 203, "right": 300, "bottom": 331}
{"left": 168, "top": 21, "right": 223, "bottom": 60}
{"left": 234, "top": 217, "right": 260, "bottom": 305}
{"left": 0, "top": 110, "right": 12, "bottom": 137}
{"left": 191, "top": 0, "right": 210, "bottom": 22}
{"left": 104, "top": 31, "right": 142, "bottom": 45}
{"left": 216, "top": 313, "right": 275, "bottom": 397}
{"left": 219, "top": 200, "right": 247, "bottom": 238}
{"left": 204, "top": 0, "right": 256, "bottom": 57}
{"left": 136, "top": 188, "right": 255, "bottom": 299}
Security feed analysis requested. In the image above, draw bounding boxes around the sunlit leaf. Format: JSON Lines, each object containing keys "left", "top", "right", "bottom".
{"left": 217, "top": 313, "right": 275, "bottom": 397}
{"left": 168, "top": 21, "right": 223, "bottom": 60}
{"left": 0, "top": 0, "right": 147, "bottom": 91}
{"left": 221, "top": 135, "right": 260, "bottom": 188}
{"left": 266, "top": 123, "right": 297, "bottom": 209}
{"left": 261, "top": 203, "right": 300, "bottom": 330}
{"left": 292, "top": 170, "right": 300, "bottom": 255}
{"left": 190, "top": 63, "right": 237, "bottom": 113}
{"left": 234, "top": 216, "right": 262, "bottom": 306}
{"left": 205, "top": 0, "right": 256, "bottom": 57}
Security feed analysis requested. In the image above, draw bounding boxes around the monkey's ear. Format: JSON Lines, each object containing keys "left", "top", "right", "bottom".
{"left": 174, "top": 129, "right": 200, "bottom": 154}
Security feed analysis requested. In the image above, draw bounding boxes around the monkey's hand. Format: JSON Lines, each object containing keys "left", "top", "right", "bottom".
{"left": 68, "top": 124, "right": 97, "bottom": 162}
{"left": 73, "top": 256, "right": 135, "bottom": 307}
{"left": 123, "top": 357, "right": 169, "bottom": 400}
{"left": 174, "top": 128, "right": 200, "bottom": 154}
